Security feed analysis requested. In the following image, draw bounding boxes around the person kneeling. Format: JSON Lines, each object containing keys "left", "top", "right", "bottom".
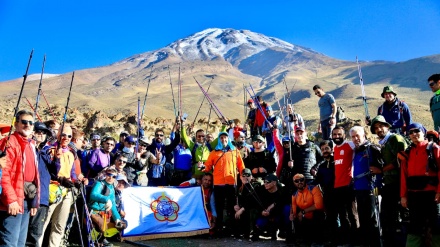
{"left": 289, "top": 173, "right": 325, "bottom": 245}
{"left": 89, "top": 168, "right": 126, "bottom": 247}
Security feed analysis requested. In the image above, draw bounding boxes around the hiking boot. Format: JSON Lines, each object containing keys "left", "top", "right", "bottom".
{"left": 251, "top": 234, "right": 260, "bottom": 241}
{"left": 101, "top": 239, "right": 113, "bottom": 247}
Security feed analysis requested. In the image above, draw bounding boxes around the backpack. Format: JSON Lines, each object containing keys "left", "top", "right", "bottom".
{"left": 400, "top": 141, "right": 438, "bottom": 172}
{"left": 336, "top": 106, "right": 346, "bottom": 123}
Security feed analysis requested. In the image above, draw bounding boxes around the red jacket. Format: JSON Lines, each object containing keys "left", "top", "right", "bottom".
{"left": 0, "top": 132, "right": 40, "bottom": 212}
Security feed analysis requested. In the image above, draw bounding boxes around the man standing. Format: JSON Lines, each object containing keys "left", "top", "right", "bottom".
{"left": 262, "top": 105, "right": 281, "bottom": 152}
{"left": 370, "top": 115, "right": 408, "bottom": 246}
{"left": 244, "top": 135, "right": 276, "bottom": 179}
{"left": 290, "top": 127, "right": 322, "bottom": 184}
{"left": 428, "top": 74, "right": 440, "bottom": 131}
{"left": 331, "top": 126, "right": 359, "bottom": 245}
{"left": 350, "top": 126, "right": 383, "bottom": 247}
{"left": 376, "top": 86, "right": 412, "bottom": 135}
{"left": 313, "top": 85, "right": 337, "bottom": 140}
{"left": 245, "top": 99, "right": 257, "bottom": 137}
{"left": 0, "top": 110, "right": 40, "bottom": 247}
{"left": 283, "top": 104, "right": 305, "bottom": 141}
{"left": 400, "top": 123, "right": 440, "bottom": 246}
{"left": 87, "top": 137, "right": 115, "bottom": 178}
{"left": 201, "top": 131, "right": 244, "bottom": 236}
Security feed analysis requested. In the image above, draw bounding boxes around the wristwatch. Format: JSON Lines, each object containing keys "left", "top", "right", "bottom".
{"left": 301, "top": 210, "right": 306, "bottom": 216}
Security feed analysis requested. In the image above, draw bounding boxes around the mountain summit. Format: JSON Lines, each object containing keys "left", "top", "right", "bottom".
{"left": 119, "top": 28, "right": 329, "bottom": 78}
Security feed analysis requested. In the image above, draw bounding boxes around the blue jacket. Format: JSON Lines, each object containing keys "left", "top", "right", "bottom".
{"left": 37, "top": 144, "right": 52, "bottom": 206}
{"left": 352, "top": 142, "right": 383, "bottom": 191}
{"left": 377, "top": 98, "right": 412, "bottom": 130}
{"left": 89, "top": 180, "right": 121, "bottom": 221}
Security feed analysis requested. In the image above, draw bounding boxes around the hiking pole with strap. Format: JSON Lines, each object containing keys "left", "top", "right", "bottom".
{"left": 71, "top": 190, "right": 85, "bottom": 247}
{"left": 356, "top": 56, "right": 370, "bottom": 122}
{"left": 274, "top": 92, "right": 284, "bottom": 120}
{"left": 141, "top": 65, "right": 153, "bottom": 120}
{"left": 0, "top": 49, "right": 34, "bottom": 158}
{"left": 194, "top": 77, "right": 228, "bottom": 123}
{"left": 283, "top": 77, "right": 292, "bottom": 104}
{"left": 167, "top": 65, "right": 177, "bottom": 117}
{"left": 192, "top": 77, "right": 213, "bottom": 126}
{"left": 24, "top": 97, "right": 42, "bottom": 121}
{"left": 58, "top": 72, "right": 75, "bottom": 150}
{"left": 34, "top": 54, "right": 46, "bottom": 118}
{"left": 41, "top": 89, "right": 56, "bottom": 120}
{"left": 136, "top": 96, "right": 140, "bottom": 154}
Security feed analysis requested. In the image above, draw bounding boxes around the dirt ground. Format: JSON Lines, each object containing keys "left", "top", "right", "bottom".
{"left": 112, "top": 235, "right": 304, "bottom": 247}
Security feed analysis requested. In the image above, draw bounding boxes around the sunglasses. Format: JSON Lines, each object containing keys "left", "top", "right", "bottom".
{"left": 128, "top": 142, "right": 135, "bottom": 145}
{"left": 264, "top": 180, "right": 273, "bottom": 184}
{"left": 20, "top": 120, "right": 34, "bottom": 125}
{"left": 429, "top": 81, "right": 436, "bottom": 87}
{"left": 242, "top": 173, "right": 251, "bottom": 177}
{"left": 408, "top": 129, "right": 421, "bottom": 135}
{"left": 106, "top": 173, "right": 117, "bottom": 178}
{"left": 105, "top": 142, "right": 115, "bottom": 146}
{"left": 197, "top": 135, "right": 205, "bottom": 138}
{"left": 35, "top": 130, "right": 46, "bottom": 135}
{"left": 253, "top": 140, "right": 263, "bottom": 143}
{"left": 118, "top": 159, "right": 127, "bottom": 163}
{"left": 294, "top": 178, "right": 305, "bottom": 183}
{"left": 61, "top": 133, "right": 72, "bottom": 138}
{"left": 155, "top": 134, "right": 164, "bottom": 137}
{"left": 282, "top": 142, "right": 290, "bottom": 145}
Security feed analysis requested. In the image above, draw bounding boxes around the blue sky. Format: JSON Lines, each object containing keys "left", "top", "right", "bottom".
{"left": 1, "top": 0, "right": 439, "bottom": 81}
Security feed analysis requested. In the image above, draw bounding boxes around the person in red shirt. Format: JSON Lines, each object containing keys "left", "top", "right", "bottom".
{"left": 0, "top": 110, "right": 40, "bottom": 247}
{"left": 330, "top": 126, "right": 359, "bottom": 245}
{"left": 253, "top": 96, "right": 267, "bottom": 135}
{"left": 400, "top": 122, "right": 440, "bottom": 246}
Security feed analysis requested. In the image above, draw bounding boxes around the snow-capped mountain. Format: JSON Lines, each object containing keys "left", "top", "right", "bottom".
{"left": 118, "top": 28, "right": 328, "bottom": 77}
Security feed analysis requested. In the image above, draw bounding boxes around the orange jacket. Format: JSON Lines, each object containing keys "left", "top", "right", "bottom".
{"left": 291, "top": 185, "right": 323, "bottom": 219}
{"left": 204, "top": 149, "right": 244, "bottom": 186}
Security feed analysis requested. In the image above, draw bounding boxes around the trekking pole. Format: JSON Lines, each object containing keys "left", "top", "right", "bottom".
{"left": 34, "top": 54, "right": 46, "bottom": 117}
{"left": 274, "top": 92, "right": 284, "bottom": 120}
{"left": 245, "top": 85, "right": 269, "bottom": 125}
{"left": 41, "top": 89, "right": 56, "bottom": 120}
{"left": 193, "top": 77, "right": 227, "bottom": 123}
{"left": 0, "top": 49, "right": 33, "bottom": 158}
{"left": 79, "top": 184, "right": 97, "bottom": 247}
{"left": 192, "top": 77, "right": 213, "bottom": 126}
{"left": 71, "top": 190, "right": 85, "bottom": 247}
{"left": 136, "top": 96, "right": 140, "bottom": 154}
{"left": 205, "top": 105, "right": 212, "bottom": 134}
{"left": 356, "top": 56, "right": 370, "bottom": 121}
{"left": 141, "top": 65, "right": 153, "bottom": 120}
{"left": 58, "top": 72, "right": 74, "bottom": 150}
{"left": 283, "top": 77, "right": 292, "bottom": 104}
{"left": 24, "top": 97, "right": 42, "bottom": 121}
{"left": 178, "top": 64, "right": 182, "bottom": 117}
{"left": 167, "top": 65, "right": 177, "bottom": 117}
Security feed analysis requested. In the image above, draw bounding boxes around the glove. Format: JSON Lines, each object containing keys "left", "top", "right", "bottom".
{"left": 74, "top": 180, "right": 82, "bottom": 189}
{"left": 105, "top": 200, "right": 113, "bottom": 211}
{"left": 58, "top": 177, "right": 74, "bottom": 188}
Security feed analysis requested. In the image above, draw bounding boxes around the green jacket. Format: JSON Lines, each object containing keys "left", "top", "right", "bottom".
{"left": 181, "top": 125, "right": 227, "bottom": 176}
{"left": 381, "top": 133, "right": 408, "bottom": 184}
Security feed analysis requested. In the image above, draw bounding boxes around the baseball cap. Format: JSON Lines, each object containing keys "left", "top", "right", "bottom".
{"left": 242, "top": 168, "right": 252, "bottom": 175}
{"left": 247, "top": 99, "right": 253, "bottom": 104}
{"left": 116, "top": 174, "right": 130, "bottom": 187}
{"left": 266, "top": 105, "right": 273, "bottom": 111}
{"left": 264, "top": 174, "right": 278, "bottom": 183}
{"left": 252, "top": 135, "right": 265, "bottom": 142}
{"left": 33, "top": 122, "right": 52, "bottom": 136}
{"left": 282, "top": 136, "right": 290, "bottom": 142}
{"left": 90, "top": 134, "right": 101, "bottom": 140}
{"left": 295, "top": 126, "right": 305, "bottom": 132}
{"left": 120, "top": 131, "right": 129, "bottom": 137}
{"left": 125, "top": 136, "right": 136, "bottom": 143}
